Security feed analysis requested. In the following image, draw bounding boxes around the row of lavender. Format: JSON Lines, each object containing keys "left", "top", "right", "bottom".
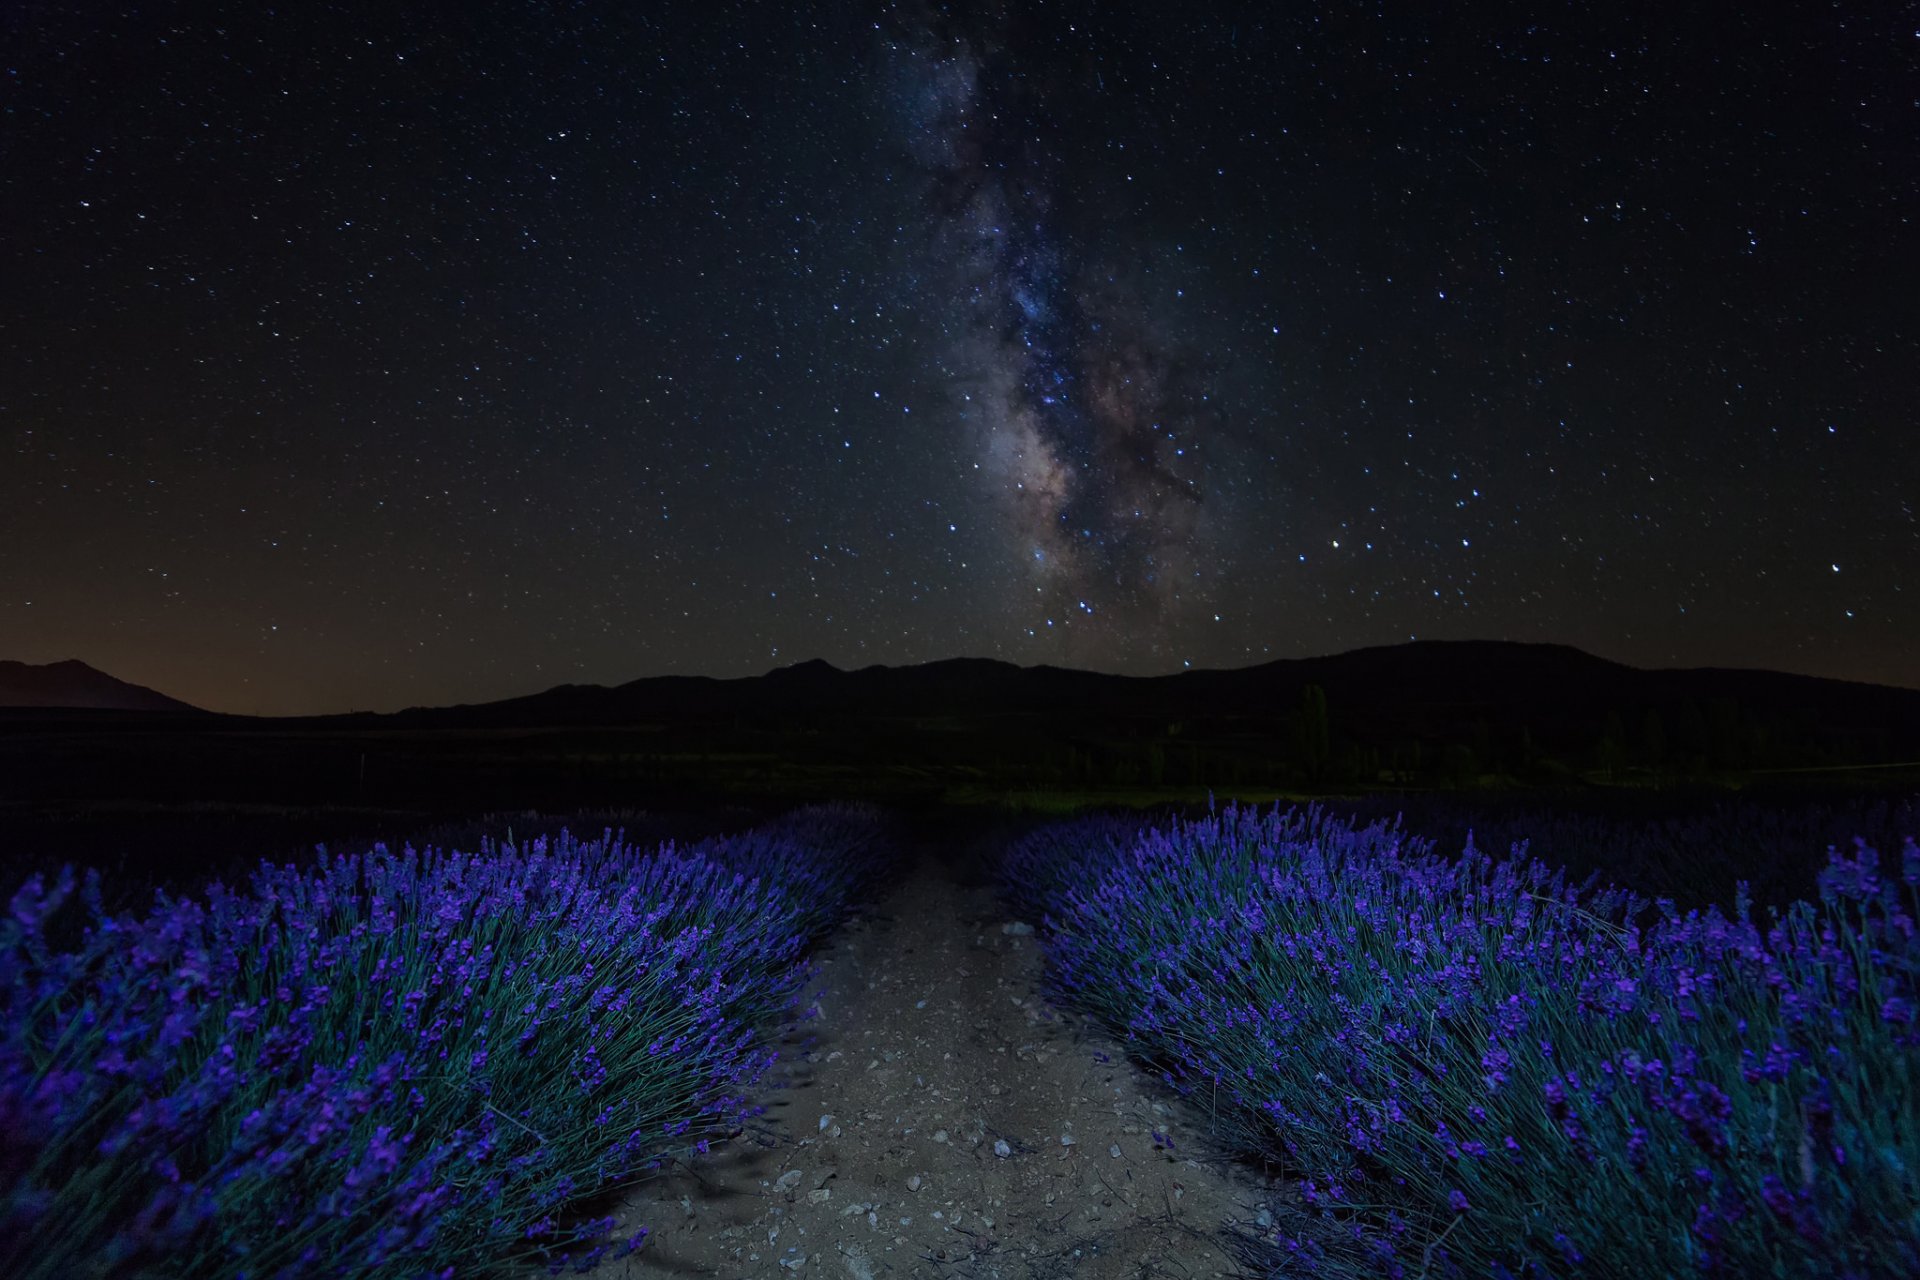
{"left": 1329, "top": 789, "right": 1920, "bottom": 911}
{"left": 1, "top": 804, "right": 889, "bottom": 1279}
{"left": 1003, "top": 804, "right": 1920, "bottom": 1277}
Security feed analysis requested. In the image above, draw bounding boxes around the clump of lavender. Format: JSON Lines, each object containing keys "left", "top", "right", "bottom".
{"left": 998, "top": 812, "right": 1143, "bottom": 926}
{"left": 0, "top": 803, "right": 886, "bottom": 1279}
{"left": 1330, "top": 789, "right": 1920, "bottom": 910}
{"left": 1014, "top": 802, "right": 1920, "bottom": 1277}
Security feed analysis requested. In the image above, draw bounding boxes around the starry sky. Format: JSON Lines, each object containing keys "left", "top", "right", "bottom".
{"left": 3, "top": 2, "right": 1914, "bottom": 715}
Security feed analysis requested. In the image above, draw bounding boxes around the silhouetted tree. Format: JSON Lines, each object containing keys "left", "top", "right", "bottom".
{"left": 1710, "top": 697, "right": 1744, "bottom": 769}
{"left": 1293, "top": 683, "right": 1331, "bottom": 781}
{"left": 1641, "top": 708, "right": 1667, "bottom": 771}
{"left": 1597, "top": 710, "right": 1627, "bottom": 782}
{"left": 1675, "top": 701, "right": 1710, "bottom": 775}
{"left": 1442, "top": 743, "right": 1479, "bottom": 787}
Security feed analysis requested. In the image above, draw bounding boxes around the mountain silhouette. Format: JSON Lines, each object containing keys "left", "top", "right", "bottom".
{"left": 0, "top": 659, "right": 201, "bottom": 712}
{"left": 6, "top": 643, "right": 1917, "bottom": 765}
{"left": 283, "top": 639, "right": 1918, "bottom": 760}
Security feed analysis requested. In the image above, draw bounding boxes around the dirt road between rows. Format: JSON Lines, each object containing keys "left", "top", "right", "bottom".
{"left": 607, "top": 829, "right": 1273, "bottom": 1279}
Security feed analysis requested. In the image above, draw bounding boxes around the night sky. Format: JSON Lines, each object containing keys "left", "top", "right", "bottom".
{"left": 3, "top": 3, "right": 1914, "bottom": 715}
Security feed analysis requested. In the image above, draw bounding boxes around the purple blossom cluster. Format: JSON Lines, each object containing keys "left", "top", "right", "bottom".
{"left": 1, "top": 804, "right": 887, "bottom": 1279}
{"left": 1330, "top": 789, "right": 1920, "bottom": 910}
{"left": 1008, "top": 802, "right": 1920, "bottom": 1277}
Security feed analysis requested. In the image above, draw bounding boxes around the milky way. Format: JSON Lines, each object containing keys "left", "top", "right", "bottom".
{"left": 883, "top": 13, "right": 1221, "bottom": 661}
{"left": 5, "top": 2, "right": 1911, "bottom": 712}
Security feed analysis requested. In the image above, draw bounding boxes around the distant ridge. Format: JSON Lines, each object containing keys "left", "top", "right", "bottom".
{"left": 284, "top": 639, "right": 1920, "bottom": 761}
{"left": 6, "top": 644, "right": 1915, "bottom": 763}
{"left": 0, "top": 659, "right": 201, "bottom": 711}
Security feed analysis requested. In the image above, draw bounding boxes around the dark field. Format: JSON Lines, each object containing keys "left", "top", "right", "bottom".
{"left": 3, "top": 692, "right": 1916, "bottom": 1278}
{"left": 4, "top": 698, "right": 1916, "bottom": 905}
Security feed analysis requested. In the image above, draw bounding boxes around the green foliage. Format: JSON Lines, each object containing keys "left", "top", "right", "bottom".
{"left": 1012, "top": 804, "right": 1920, "bottom": 1278}
{"left": 1, "top": 807, "right": 888, "bottom": 1279}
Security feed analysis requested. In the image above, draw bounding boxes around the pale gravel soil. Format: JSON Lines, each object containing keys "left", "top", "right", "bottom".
{"left": 598, "top": 835, "right": 1274, "bottom": 1280}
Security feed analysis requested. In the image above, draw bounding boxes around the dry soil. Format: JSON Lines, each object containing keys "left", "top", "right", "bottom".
{"left": 601, "top": 828, "right": 1274, "bottom": 1279}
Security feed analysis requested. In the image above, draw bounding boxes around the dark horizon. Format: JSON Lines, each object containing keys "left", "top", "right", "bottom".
{"left": 5, "top": 2, "right": 1913, "bottom": 717}
{"left": 26, "top": 637, "right": 1920, "bottom": 721}
{"left": 8, "top": 636, "right": 1920, "bottom": 721}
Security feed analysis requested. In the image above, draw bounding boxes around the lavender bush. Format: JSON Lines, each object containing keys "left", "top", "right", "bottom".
{"left": 1, "top": 804, "right": 887, "bottom": 1279}
{"left": 1329, "top": 789, "right": 1920, "bottom": 910}
{"left": 1010, "top": 803, "right": 1920, "bottom": 1277}
{"left": 998, "top": 811, "right": 1144, "bottom": 926}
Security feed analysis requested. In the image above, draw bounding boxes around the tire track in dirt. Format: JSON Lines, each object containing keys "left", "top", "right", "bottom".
{"left": 608, "top": 835, "right": 1271, "bottom": 1279}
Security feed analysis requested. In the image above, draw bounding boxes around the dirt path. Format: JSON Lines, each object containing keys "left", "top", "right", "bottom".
{"left": 607, "top": 838, "right": 1272, "bottom": 1279}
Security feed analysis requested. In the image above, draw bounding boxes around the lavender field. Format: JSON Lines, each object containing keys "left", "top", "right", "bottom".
{"left": 6, "top": 795, "right": 1917, "bottom": 1278}
{"left": 1003, "top": 803, "right": 1920, "bottom": 1278}
{"left": 1, "top": 806, "right": 889, "bottom": 1279}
